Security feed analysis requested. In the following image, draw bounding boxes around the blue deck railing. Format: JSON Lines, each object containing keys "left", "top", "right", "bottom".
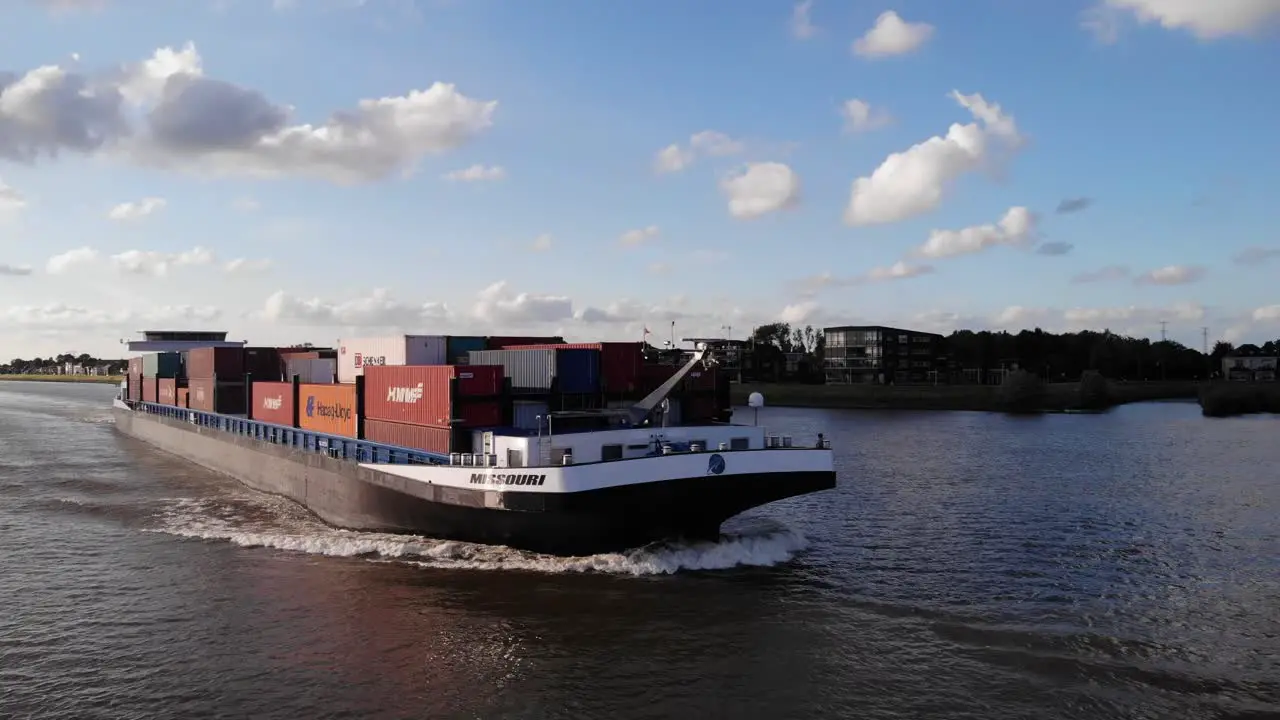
{"left": 130, "top": 401, "right": 450, "bottom": 466}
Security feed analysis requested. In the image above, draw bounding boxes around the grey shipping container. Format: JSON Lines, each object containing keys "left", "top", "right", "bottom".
{"left": 512, "top": 400, "right": 549, "bottom": 430}
{"left": 468, "top": 349, "right": 556, "bottom": 391}
{"left": 142, "top": 352, "right": 182, "bottom": 378}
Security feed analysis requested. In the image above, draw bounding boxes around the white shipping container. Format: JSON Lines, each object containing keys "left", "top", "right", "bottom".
{"left": 337, "top": 335, "right": 447, "bottom": 383}
{"left": 285, "top": 358, "right": 337, "bottom": 384}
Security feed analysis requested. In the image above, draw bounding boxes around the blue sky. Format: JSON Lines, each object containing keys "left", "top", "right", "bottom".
{"left": 1, "top": 0, "right": 1278, "bottom": 357}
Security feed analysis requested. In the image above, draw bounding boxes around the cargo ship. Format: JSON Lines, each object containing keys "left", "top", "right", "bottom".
{"left": 111, "top": 330, "right": 836, "bottom": 556}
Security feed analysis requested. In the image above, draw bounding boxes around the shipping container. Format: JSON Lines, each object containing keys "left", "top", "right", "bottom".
{"left": 177, "top": 388, "right": 189, "bottom": 408}
{"left": 363, "top": 419, "right": 473, "bottom": 455}
{"left": 242, "top": 346, "right": 284, "bottom": 381}
{"left": 639, "top": 363, "right": 679, "bottom": 394}
{"left": 127, "top": 373, "right": 142, "bottom": 401}
{"left": 157, "top": 377, "right": 181, "bottom": 405}
{"left": 445, "top": 336, "right": 487, "bottom": 364}
{"left": 363, "top": 365, "right": 505, "bottom": 427}
{"left": 188, "top": 378, "right": 247, "bottom": 415}
{"left": 140, "top": 377, "right": 158, "bottom": 403}
{"left": 484, "top": 336, "right": 564, "bottom": 350}
{"left": 297, "top": 383, "right": 358, "bottom": 437}
{"left": 285, "top": 357, "right": 336, "bottom": 384}
{"left": 512, "top": 399, "right": 549, "bottom": 430}
{"left": 187, "top": 347, "right": 244, "bottom": 379}
{"left": 251, "top": 381, "right": 295, "bottom": 426}
{"left": 142, "top": 352, "right": 182, "bottom": 378}
{"left": 682, "top": 367, "right": 725, "bottom": 393}
{"left": 682, "top": 395, "right": 723, "bottom": 423}
{"left": 336, "top": 335, "right": 448, "bottom": 383}
{"left": 503, "top": 342, "right": 642, "bottom": 394}
{"left": 127, "top": 357, "right": 144, "bottom": 377}
{"left": 467, "top": 348, "right": 600, "bottom": 393}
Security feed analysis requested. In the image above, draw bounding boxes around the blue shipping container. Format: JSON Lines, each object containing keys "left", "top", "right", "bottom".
{"left": 512, "top": 400, "right": 549, "bottom": 430}
{"left": 446, "top": 336, "right": 487, "bottom": 364}
{"left": 554, "top": 349, "right": 600, "bottom": 394}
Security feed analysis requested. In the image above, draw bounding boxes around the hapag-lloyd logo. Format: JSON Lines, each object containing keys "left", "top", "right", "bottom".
{"left": 386, "top": 382, "right": 424, "bottom": 403}
{"left": 262, "top": 395, "right": 283, "bottom": 411}
{"left": 305, "top": 395, "right": 352, "bottom": 421}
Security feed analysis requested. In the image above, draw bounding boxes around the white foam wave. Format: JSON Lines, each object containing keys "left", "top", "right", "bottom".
{"left": 148, "top": 496, "right": 809, "bottom": 576}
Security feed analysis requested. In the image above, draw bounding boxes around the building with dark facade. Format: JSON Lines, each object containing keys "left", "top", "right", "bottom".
{"left": 823, "top": 325, "right": 945, "bottom": 384}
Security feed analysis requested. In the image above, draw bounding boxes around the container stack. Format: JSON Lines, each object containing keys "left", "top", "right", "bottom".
{"left": 281, "top": 349, "right": 337, "bottom": 383}
{"left": 467, "top": 347, "right": 601, "bottom": 416}
{"left": 127, "top": 356, "right": 144, "bottom": 402}
{"left": 186, "top": 347, "right": 247, "bottom": 415}
{"left": 336, "top": 335, "right": 450, "bottom": 384}
{"left": 242, "top": 346, "right": 284, "bottom": 383}
{"left": 361, "top": 365, "right": 506, "bottom": 454}
{"left": 156, "top": 377, "right": 187, "bottom": 406}
{"left": 137, "top": 351, "right": 181, "bottom": 405}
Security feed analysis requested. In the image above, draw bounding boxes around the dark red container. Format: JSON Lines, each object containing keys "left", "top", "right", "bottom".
{"left": 485, "top": 336, "right": 564, "bottom": 350}
{"left": 157, "top": 377, "right": 182, "bottom": 405}
{"left": 363, "top": 419, "right": 473, "bottom": 454}
{"left": 363, "top": 365, "right": 504, "bottom": 428}
{"left": 127, "top": 373, "right": 142, "bottom": 401}
{"left": 639, "top": 363, "right": 679, "bottom": 394}
{"left": 188, "top": 377, "right": 247, "bottom": 415}
{"left": 186, "top": 347, "right": 244, "bottom": 380}
{"left": 242, "top": 347, "right": 283, "bottom": 382}
{"left": 177, "top": 388, "right": 189, "bottom": 408}
{"left": 250, "top": 381, "right": 295, "bottom": 426}
{"left": 140, "top": 377, "right": 157, "bottom": 403}
{"left": 501, "top": 342, "right": 643, "bottom": 394}
{"left": 128, "top": 357, "right": 144, "bottom": 377}
{"left": 681, "top": 366, "right": 722, "bottom": 393}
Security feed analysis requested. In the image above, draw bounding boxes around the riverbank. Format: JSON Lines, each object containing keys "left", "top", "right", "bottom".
{"left": 1198, "top": 382, "right": 1280, "bottom": 417}
{"left": 0, "top": 374, "right": 123, "bottom": 385}
{"left": 729, "top": 380, "right": 1200, "bottom": 412}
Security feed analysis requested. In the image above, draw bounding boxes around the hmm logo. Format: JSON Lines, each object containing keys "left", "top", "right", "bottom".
{"left": 470, "top": 473, "right": 547, "bottom": 487}
{"left": 386, "top": 382, "right": 424, "bottom": 403}
{"left": 305, "top": 395, "right": 352, "bottom": 421}
{"left": 262, "top": 395, "right": 283, "bottom": 411}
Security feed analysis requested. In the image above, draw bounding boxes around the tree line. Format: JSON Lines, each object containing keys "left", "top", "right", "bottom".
{"left": 748, "top": 323, "right": 1279, "bottom": 382}
{"left": 2, "top": 354, "right": 126, "bottom": 375}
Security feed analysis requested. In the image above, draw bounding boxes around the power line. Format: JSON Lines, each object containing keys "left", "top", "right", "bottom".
{"left": 1160, "top": 320, "right": 1167, "bottom": 342}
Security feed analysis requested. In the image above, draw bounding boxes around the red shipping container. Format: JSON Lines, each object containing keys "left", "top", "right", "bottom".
{"left": 128, "top": 357, "right": 144, "bottom": 376}
{"left": 186, "top": 347, "right": 244, "bottom": 379}
{"left": 485, "top": 336, "right": 564, "bottom": 350}
{"left": 362, "top": 419, "right": 465, "bottom": 455}
{"left": 177, "top": 388, "right": 189, "bottom": 408}
{"left": 682, "top": 367, "right": 722, "bottom": 393}
{"left": 251, "top": 381, "right": 295, "bottom": 426}
{"left": 502, "top": 342, "right": 643, "bottom": 394}
{"left": 683, "top": 395, "right": 722, "bottom": 423}
{"left": 363, "top": 365, "right": 505, "bottom": 428}
{"left": 157, "top": 378, "right": 178, "bottom": 405}
{"left": 639, "top": 363, "right": 679, "bottom": 394}
{"left": 188, "top": 378, "right": 248, "bottom": 415}
{"left": 140, "top": 377, "right": 158, "bottom": 403}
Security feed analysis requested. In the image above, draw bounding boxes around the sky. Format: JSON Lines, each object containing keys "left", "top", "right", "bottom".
{"left": 1, "top": 0, "right": 1279, "bottom": 359}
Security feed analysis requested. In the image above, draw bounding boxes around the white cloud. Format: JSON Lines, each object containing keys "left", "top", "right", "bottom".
{"left": 652, "top": 130, "right": 744, "bottom": 174}
{"left": 866, "top": 261, "right": 934, "bottom": 281}
{"left": 0, "top": 180, "right": 26, "bottom": 218}
{"left": 790, "top": 0, "right": 817, "bottom": 39}
{"left": 0, "top": 263, "right": 34, "bottom": 276}
{"left": 1094, "top": 0, "right": 1280, "bottom": 40}
{"left": 531, "top": 233, "right": 553, "bottom": 252}
{"left": 107, "top": 196, "right": 165, "bottom": 221}
{"left": 1, "top": 43, "right": 498, "bottom": 183}
{"left": 1233, "top": 246, "right": 1280, "bottom": 265}
{"left": 852, "top": 11, "right": 935, "bottom": 58}
{"left": 1036, "top": 241, "right": 1075, "bottom": 256}
{"left": 1, "top": 302, "right": 220, "bottom": 330}
{"left": 840, "top": 98, "right": 892, "bottom": 133}
{"left": 261, "top": 288, "right": 450, "bottom": 328}
{"left": 45, "top": 247, "right": 100, "bottom": 274}
{"left": 844, "top": 91, "right": 1023, "bottom": 226}
{"left": 224, "top": 258, "right": 272, "bottom": 273}
{"left": 792, "top": 261, "right": 933, "bottom": 295}
{"left": 1064, "top": 301, "right": 1205, "bottom": 325}
{"left": 618, "top": 225, "right": 660, "bottom": 247}
{"left": 472, "top": 281, "right": 574, "bottom": 324}
{"left": 1134, "top": 264, "right": 1207, "bottom": 285}
{"left": 1254, "top": 304, "right": 1280, "bottom": 321}
{"left": 110, "top": 246, "right": 214, "bottom": 276}
{"left": 231, "top": 196, "right": 260, "bottom": 212}
{"left": 913, "top": 206, "right": 1038, "bottom": 259}
{"left": 576, "top": 299, "right": 687, "bottom": 325}
{"left": 780, "top": 301, "right": 820, "bottom": 324}
{"left": 721, "top": 162, "right": 800, "bottom": 219}
{"left": 443, "top": 164, "right": 506, "bottom": 182}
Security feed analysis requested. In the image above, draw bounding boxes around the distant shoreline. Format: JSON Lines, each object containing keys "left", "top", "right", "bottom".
{"left": 0, "top": 374, "right": 123, "bottom": 385}
{"left": 729, "top": 380, "right": 1201, "bottom": 413}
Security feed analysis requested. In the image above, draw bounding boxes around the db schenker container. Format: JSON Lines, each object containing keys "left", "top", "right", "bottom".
{"left": 140, "top": 377, "right": 157, "bottom": 403}
{"left": 297, "top": 383, "right": 358, "bottom": 438}
{"left": 250, "top": 381, "right": 295, "bottom": 426}
{"left": 188, "top": 378, "right": 247, "bottom": 415}
{"left": 362, "top": 365, "right": 504, "bottom": 428}
{"left": 142, "top": 352, "right": 182, "bottom": 378}
{"left": 242, "top": 347, "right": 283, "bottom": 382}
{"left": 186, "top": 347, "right": 244, "bottom": 380}
{"left": 336, "top": 335, "right": 448, "bottom": 384}
{"left": 502, "top": 342, "right": 643, "bottom": 395}
{"left": 467, "top": 348, "right": 600, "bottom": 394}
{"left": 361, "top": 419, "right": 474, "bottom": 456}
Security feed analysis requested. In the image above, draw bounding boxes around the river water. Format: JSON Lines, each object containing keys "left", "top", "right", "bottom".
{"left": 0, "top": 381, "right": 1276, "bottom": 720}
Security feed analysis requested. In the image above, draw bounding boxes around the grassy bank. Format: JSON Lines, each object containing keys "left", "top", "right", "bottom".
{"left": 729, "top": 380, "right": 1200, "bottom": 413}
{"left": 1198, "top": 382, "right": 1280, "bottom": 417}
{"left": 0, "top": 374, "right": 123, "bottom": 385}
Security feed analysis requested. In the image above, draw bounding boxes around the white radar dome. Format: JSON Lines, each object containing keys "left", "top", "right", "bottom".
{"left": 748, "top": 392, "right": 765, "bottom": 408}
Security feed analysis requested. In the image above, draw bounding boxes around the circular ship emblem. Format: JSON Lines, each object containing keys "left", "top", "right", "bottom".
{"left": 706, "top": 453, "right": 726, "bottom": 475}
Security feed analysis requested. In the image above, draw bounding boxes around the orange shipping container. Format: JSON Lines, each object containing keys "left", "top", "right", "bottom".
{"left": 297, "top": 383, "right": 358, "bottom": 438}
{"left": 177, "top": 388, "right": 189, "bottom": 408}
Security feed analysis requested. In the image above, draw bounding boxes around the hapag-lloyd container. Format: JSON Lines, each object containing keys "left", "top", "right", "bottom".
{"left": 187, "top": 347, "right": 244, "bottom": 379}
{"left": 336, "top": 335, "right": 447, "bottom": 384}
{"left": 188, "top": 378, "right": 247, "bottom": 415}
{"left": 363, "top": 365, "right": 505, "bottom": 428}
{"left": 467, "top": 348, "right": 600, "bottom": 393}
{"left": 285, "top": 357, "right": 336, "bottom": 383}
{"left": 251, "top": 381, "right": 295, "bottom": 426}
{"left": 297, "top": 383, "right": 358, "bottom": 437}
{"left": 362, "top": 419, "right": 472, "bottom": 455}
{"left": 502, "top": 342, "right": 642, "bottom": 394}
